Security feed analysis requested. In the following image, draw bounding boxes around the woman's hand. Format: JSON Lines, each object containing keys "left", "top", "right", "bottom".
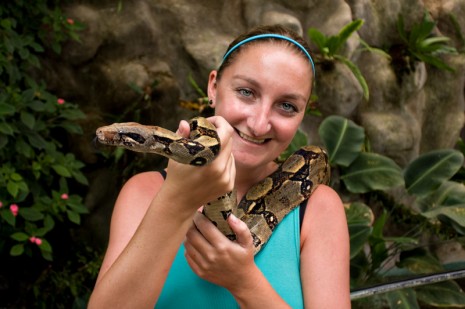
{"left": 163, "top": 116, "right": 236, "bottom": 211}
{"left": 184, "top": 212, "right": 256, "bottom": 290}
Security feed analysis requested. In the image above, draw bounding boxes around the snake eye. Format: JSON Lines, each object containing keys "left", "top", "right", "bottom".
{"left": 122, "top": 133, "right": 146, "bottom": 144}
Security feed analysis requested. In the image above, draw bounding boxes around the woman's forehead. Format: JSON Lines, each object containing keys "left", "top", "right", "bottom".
{"left": 227, "top": 43, "right": 313, "bottom": 79}
{"left": 219, "top": 44, "right": 313, "bottom": 103}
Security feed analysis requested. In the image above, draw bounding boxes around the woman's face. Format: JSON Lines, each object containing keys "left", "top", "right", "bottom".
{"left": 209, "top": 42, "right": 313, "bottom": 170}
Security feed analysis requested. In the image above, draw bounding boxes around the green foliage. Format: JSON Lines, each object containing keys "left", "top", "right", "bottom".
{"left": 315, "top": 115, "right": 465, "bottom": 308}
{"left": 277, "top": 129, "right": 309, "bottom": 162}
{"left": 0, "top": 2, "right": 95, "bottom": 307}
{"left": 341, "top": 152, "right": 405, "bottom": 193}
{"left": 0, "top": 0, "right": 88, "bottom": 263}
{"left": 318, "top": 115, "right": 365, "bottom": 166}
{"left": 397, "top": 13, "right": 458, "bottom": 71}
{"left": 404, "top": 149, "right": 464, "bottom": 196}
{"left": 31, "top": 244, "right": 102, "bottom": 309}
{"left": 308, "top": 19, "right": 364, "bottom": 59}
{"left": 308, "top": 19, "right": 370, "bottom": 100}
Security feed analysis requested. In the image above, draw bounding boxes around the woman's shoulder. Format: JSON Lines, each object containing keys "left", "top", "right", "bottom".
{"left": 111, "top": 171, "right": 165, "bottom": 229}
{"left": 119, "top": 171, "right": 165, "bottom": 198}
{"left": 300, "top": 184, "right": 347, "bottom": 244}
{"left": 307, "top": 184, "right": 343, "bottom": 208}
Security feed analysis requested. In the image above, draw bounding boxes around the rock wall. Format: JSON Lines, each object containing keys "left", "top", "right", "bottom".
{"left": 44, "top": 0, "right": 465, "bottom": 245}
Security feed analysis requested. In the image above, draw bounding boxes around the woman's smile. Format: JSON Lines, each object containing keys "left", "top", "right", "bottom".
{"left": 235, "top": 128, "right": 271, "bottom": 145}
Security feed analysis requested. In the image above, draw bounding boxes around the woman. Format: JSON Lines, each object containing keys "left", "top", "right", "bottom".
{"left": 89, "top": 24, "right": 350, "bottom": 308}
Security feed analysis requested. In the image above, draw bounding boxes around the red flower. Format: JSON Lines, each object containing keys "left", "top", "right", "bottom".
{"left": 57, "top": 98, "right": 65, "bottom": 105}
{"left": 61, "top": 193, "right": 69, "bottom": 200}
{"left": 10, "top": 204, "right": 19, "bottom": 216}
{"left": 29, "top": 236, "right": 42, "bottom": 245}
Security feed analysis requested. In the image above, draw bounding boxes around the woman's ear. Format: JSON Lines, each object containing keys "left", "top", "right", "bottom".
{"left": 207, "top": 70, "right": 218, "bottom": 107}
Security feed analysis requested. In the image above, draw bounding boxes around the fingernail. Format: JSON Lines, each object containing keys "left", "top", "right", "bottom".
{"left": 229, "top": 214, "right": 238, "bottom": 224}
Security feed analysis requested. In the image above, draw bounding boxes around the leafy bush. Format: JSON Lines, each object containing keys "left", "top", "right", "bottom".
{"left": 395, "top": 13, "right": 458, "bottom": 72}
{"left": 0, "top": 0, "right": 87, "bottom": 262}
{"left": 317, "top": 115, "right": 465, "bottom": 308}
{"left": 307, "top": 19, "right": 370, "bottom": 100}
{"left": 0, "top": 1, "right": 97, "bottom": 308}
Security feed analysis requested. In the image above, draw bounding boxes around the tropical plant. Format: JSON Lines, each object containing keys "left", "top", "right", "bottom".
{"left": 307, "top": 19, "right": 370, "bottom": 100}
{"left": 316, "top": 115, "right": 465, "bottom": 308}
{"left": 0, "top": 1, "right": 96, "bottom": 308}
{"left": 0, "top": 0, "right": 87, "bottom": 262}
{"left": 395, "top": 13, "right": 458, "bottom": 72}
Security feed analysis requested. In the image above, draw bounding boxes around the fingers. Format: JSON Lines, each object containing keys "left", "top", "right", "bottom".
{"left": 207, "top": 116, "right": 234, "bottom": 146}
{"left": 184, "top": 212, "right": 256, "bottom": 286}
{"left": 187, "top": 212, "right": 254, "bottom": 252}
{"left": 184, "top": 213, "right": 223, "bottom": 272}
{"left": 175, "top": 120, "right": 190, "bottom": 138}
{"left": 207, "top": 116, "right": 236, "bottom": 192}
{"left": 227, "top": 214, "right": 254, "bottom": 249}
{"left": 190, "top": 212, "right": 225, "bottom": 246}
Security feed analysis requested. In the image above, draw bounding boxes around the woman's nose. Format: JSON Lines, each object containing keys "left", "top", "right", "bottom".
{"left": 246, "top": 107, "right": 271, "bottom": 137}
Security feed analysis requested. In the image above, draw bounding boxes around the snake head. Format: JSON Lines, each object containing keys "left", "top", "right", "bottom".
{"left": 96, "top": 123, "right": 147, "bottom": 147}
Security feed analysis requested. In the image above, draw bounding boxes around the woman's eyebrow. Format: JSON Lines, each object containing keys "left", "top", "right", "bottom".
{"left": 231, "top": 74, "right": 308, "bottom": 104}
{"left": 282, "top": 93, "right": 308, "bottom": 103}
{"left": 231, "top": 74, "right": 260, "bottom": 87}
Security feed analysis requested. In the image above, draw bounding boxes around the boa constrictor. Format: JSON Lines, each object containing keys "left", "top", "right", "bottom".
{"left": 96, "top": 117, "right": 330, "bottom": 255}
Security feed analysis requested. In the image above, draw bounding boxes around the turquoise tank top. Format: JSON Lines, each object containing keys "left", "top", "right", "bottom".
{"left": 155, "top": 207, "right": 303, "bottom": 308}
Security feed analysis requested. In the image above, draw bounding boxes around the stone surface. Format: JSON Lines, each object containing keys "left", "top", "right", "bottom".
{"left": 42, "top": 0, "right": 465, "bottom": 245}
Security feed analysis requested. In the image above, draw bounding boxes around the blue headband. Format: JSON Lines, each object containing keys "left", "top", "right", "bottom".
{"left": 222, "top": 33, "right": 316, "bottom": 77}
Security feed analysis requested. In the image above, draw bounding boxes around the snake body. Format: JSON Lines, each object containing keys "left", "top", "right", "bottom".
{"left": 96, "top": 117, "right": 330, "bottom": 254}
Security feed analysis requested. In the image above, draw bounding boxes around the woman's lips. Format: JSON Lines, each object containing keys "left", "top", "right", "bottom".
{"left": 235, "top": 128, "right": 270, "bottom": 144}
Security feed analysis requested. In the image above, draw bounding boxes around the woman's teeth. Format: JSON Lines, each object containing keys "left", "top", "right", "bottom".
{"left": 238, "top": 131, "right": 267, "bottom": 144}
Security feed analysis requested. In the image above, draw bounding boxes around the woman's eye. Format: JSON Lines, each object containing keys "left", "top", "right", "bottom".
{"left": 281, "top": 102, "right": 297, "bottom": 113}
{"left": 238, "top": 88, "right": 253, "bottom": 97}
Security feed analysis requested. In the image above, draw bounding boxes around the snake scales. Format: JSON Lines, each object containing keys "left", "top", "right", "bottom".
{"left": 96, "top": 117, "right": 330, "bottom": 255}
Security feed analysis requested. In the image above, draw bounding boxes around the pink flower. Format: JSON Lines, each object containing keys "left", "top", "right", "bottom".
{"left": 29, "top": 236, "right": 42, "bottom": 245}
{"left": 0, "top": 201, "right": 3, "bottom": 208}
{"left": 61, "top": 193, "right": 69, "bottom": 200}
{"left": 66, "top": 18, "right": 75, "bottom": 25}
{"left": 10, "top": 204, "right": 19, "bottom": 216}
{"left": 57, "top": 98, "right": 65, "bottom": 105}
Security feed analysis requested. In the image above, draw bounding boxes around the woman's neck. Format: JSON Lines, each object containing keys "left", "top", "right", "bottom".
{"left": 234, "top": 160, "right": 279, "bottom": 202}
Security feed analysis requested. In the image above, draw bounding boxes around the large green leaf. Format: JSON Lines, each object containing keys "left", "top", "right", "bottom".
{"left": 416, "top": 281, "right": 465, "bottom": 307}
{"left": 346, "top": 202, "right": 373, "bottom": 259}
{"left": 422, "top": 205, "right": 465, "bottom": 232}
{"left": 334, "top": 55, "right": 370, "bottom": 100}
{"left": 20, "top": 207, "right": 44, "bottom": 221}
{"left": 0, "top": 102, "right": 15, "bottom": 116}
{"left": 419, "top": 181, "right": 465, "bottom": 210}
{"left": 405, "top": 149, "right": 464, "bottom": 197}
{"left": 318, "top": 115, "right": 365, "bottom": 167}
{"left": 334, "top": 19, "right": 364, "bottom": 55}
{"left": 307, "top": 28, "right": 327, "bottom": 54}
{"left": 349, "top": 224, "right": 372, "bottom": 259}
{"left": 341, "top": 152, "right": 404, "bottom": 193}
{"left": 385, "top": 288, "right": 419, "bottom": 309}
{"left": 416, "top": 181, "right": 465, "bottom": 212}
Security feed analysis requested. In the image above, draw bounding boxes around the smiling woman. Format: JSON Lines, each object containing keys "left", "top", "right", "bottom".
{"left": 88, "top": 24, "right": 350, "bottom": 309}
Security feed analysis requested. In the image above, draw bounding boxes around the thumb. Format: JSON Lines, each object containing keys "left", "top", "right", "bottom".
{"left": 176, "top": 120, "right": 191, "bottom": 138}
{"left": 227, "top": 214, "right": 253, "bottom": 249}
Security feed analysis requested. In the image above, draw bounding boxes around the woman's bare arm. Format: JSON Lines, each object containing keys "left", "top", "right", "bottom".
{"left": 88, "top": 117, "right": 236, "bottom": 308}
{"left": 300, "top": 185, "right": 351, "bottom": 308}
